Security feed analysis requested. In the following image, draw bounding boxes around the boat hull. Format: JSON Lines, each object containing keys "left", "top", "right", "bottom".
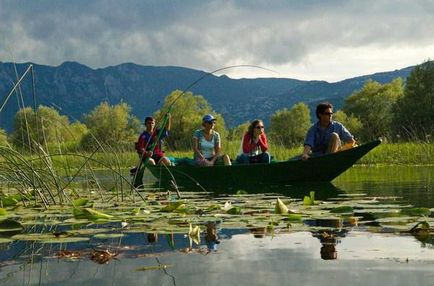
{"left": 137, "top": 140, "right": 381, "bottom": 190}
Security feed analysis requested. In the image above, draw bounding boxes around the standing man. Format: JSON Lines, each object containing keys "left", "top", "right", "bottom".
{"left": 302, "top": 103, "right": 356, "bottom": 160}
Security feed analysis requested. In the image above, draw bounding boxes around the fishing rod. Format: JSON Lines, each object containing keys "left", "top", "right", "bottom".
{"left": 132, "top": 64, "right": 278, "bottom": 188}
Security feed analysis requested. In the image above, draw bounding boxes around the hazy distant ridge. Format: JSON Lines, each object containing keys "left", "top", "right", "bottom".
{"left": 0, "top": 61, "right": 413, "bottom": 131}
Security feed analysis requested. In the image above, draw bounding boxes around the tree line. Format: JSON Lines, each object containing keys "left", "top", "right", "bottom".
{"left": 0, "top": 60, "right": 432, "bottom": 151}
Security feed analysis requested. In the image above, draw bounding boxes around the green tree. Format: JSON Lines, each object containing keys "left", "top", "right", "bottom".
{"left": 343, "top": 78, "right": 404, "bottom": 140}
{"left": 81, "top": 102, "right": 140, "bottom": 149}
{"left": 227, "top": 121, "right": 250, "bottom": 141}
{"left": 393, "top": 60, "right": 434, "bottom": 140}
{"left": 153, "top": 90, "right": 228, "bottom": 150}
{"left": 0, "top": 129, "right": 8, "bottom": 146}
{"left": 333, "top": 110, "right": 363, "bottom": 140}
{"left": 269, "top": 102, "right": 311, "bottom": 147}
{"left": 11, "top": 105, "right": 80, "bottom": 149}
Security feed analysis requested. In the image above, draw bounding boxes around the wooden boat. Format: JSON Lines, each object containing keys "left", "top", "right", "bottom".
{"left": 133, "top": 139, "right": 381, "bottom": 190}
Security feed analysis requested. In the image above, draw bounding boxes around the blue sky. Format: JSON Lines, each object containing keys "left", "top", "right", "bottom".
{"left": 1, "top": 0, "right": 433, "bottom": 81}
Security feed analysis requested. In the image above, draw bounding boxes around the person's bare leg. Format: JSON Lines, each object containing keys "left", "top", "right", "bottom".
{"left": 223, "top": 154, "right": 232, "bottom": 166}
{"left": 326, "top": 132, "right": 341, "bottom": 153}
{"left": 158, "top": 157, "right": 172, "bottom": 166}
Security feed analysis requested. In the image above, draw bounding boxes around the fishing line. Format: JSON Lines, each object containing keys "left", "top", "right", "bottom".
{"left": 133, "top": 65, "right": 278, "bottom": 188}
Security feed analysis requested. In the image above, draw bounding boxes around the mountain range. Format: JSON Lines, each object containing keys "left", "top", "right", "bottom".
{"left": 0, "top": 61, "right": 413, "bottom": 132}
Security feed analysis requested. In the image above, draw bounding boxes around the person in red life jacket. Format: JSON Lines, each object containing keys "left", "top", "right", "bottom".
{"left": 136, "top": 114, "right": 172, "bottom": 165}
{"left": 235, "top": 119, "right": 271, "bottom": 164}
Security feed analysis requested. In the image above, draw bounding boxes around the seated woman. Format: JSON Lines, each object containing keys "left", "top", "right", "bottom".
{"left": 192, "top": 114, "right": 231, "bottom": 166}
{"left": 236, "top": 119, "right": 271, "bottom": 164}
{"left": 136, "top": 114, "right": 172, "bottom": 166}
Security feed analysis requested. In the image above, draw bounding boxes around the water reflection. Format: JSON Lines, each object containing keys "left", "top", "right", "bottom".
{"left": 1, "top": 166, "right": 434, "bottom": 285}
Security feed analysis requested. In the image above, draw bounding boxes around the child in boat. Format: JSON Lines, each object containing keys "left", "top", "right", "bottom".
{"left": 192, "top": 114, "right": 231, "bottom": 166}
{"left": 236, "top": 119, "right": 271, "bottom": 164}
{"left": 136, "top": 114, "right": 172, "bottom": 166}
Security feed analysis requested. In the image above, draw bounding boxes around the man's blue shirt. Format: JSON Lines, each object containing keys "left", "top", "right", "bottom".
{"left": 304, "top": 121, "right": 353, "bottom": 154}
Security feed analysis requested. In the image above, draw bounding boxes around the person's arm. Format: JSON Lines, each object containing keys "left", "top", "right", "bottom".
{"left": 242, "top": 133, "right": 250, "bottom": 153}
{"left": 165, "top": 113, "right": 171, "bottom": 131}
{"left": 302, "top": 126, "right": 315, "bottom": 160}
{"left": 258, "top": 133, "right": 268, "bottom": 152}
{"left": 338, "top": 122, "right": 356, "bottom": 149}
{"left": 341, "top": 137, "right": 357, "bottom": 150}
{"left": 302, "top": 145, "right": 312, "bottom": 160}
{"left": 138, "top": 135, "right": 152, "bottom": 157}
{"left": 192, "top": 134, "right": 204, "bottom": 159}
{"left": 211, "top": 132, "right": 222, "bottom": 163}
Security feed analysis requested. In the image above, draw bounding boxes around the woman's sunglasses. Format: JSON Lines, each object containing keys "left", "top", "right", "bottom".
{"left": 255, "top": 126, "right": 264, "bottom": 129}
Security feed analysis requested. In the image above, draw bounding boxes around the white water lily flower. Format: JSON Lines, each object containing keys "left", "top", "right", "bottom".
{"left": 188, "top": 223, "right": 201, "bottom": 245}
{"left": 223, "top": 201, "right": 232, "bottom": 211}
{"left": 275, "top": 198, "right": 289, "bottom": 214}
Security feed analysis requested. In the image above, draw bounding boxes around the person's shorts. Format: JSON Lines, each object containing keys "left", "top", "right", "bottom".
{"left": 195, "top": 155, "right": 225, "bottom": 166}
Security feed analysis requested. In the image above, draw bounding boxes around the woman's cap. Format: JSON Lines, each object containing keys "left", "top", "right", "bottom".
{"left": 202, "top": 114, "right": 216, "bottom": 122}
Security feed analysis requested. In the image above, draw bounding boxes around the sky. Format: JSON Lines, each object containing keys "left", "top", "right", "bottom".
{"left": 0, "top": 0, "right": 433, "bottom": 82}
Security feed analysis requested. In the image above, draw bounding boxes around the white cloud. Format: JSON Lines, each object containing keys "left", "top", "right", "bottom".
{"left": 1, "top": 0, "right": 433, "bottom": 81}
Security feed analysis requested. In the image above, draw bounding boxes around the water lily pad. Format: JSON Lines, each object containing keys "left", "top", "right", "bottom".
{"left": 400, "top": 208, "right": 431, "bottom": 217}
{"left": 12, "top": 233, "right": 89, "bottom": 243}
{"left": 73, "top": 207, "right": 114, "bottom": 220}
{"left": 73, "top": 198, "right": 90, "bottom": 207}
{"left": 0, "top": 208, "right": 7, "bottom": 216}
{"left": 160, "top": 201, "right": 186, "bottom": 212}
{"left": 0, "top": 219, "right": 23, "bottom": 232}
{"left": 0, "top": 237, "right": 13, "bottom": 243}
{"left": 330, "top": 206, "right": 354, "bottom": 214}
{"left": 137, "top": 264, "right": 173, "bottom": 271}
{"left": 93, "top": 233, "right": 124, "bottom": 239}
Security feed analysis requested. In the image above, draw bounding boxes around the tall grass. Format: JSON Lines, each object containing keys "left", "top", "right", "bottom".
{"left": 14, "top": 141, "right": 431, "bottom": 169}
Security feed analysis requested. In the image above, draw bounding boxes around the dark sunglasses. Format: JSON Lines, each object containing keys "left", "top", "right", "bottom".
{"left": 322, "top": 112, "right": 333, "bottom": 116}
{"left": 207, "top": 121, "right": 216, "bottom": 124}
{"left": 255, "top": 126, "right": 264, "bottom": 129}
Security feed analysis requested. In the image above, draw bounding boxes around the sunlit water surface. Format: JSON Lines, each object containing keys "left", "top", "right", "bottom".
{"left": 1, "top": 166, "right": 433, "bottom": 286}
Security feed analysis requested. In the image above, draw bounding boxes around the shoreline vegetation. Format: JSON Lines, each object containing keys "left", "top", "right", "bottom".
{"left": 7, "top": 141, "right": 432, "bottom": 171}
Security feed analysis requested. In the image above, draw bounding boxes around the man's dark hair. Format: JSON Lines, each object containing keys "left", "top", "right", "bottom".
{"left": 316, "top": 102, "right": 333, "bottom": 119}
{"left": 144, "top": 117, "right": 154, "bottom": 124}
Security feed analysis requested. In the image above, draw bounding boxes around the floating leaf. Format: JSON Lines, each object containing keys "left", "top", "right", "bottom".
{"left": 93, "top": 233, "right": 124, "bottom": 239}
{"left": 137, "top": 264, "right": 173, "bottom": 271}
{"left": 285, "top": 214, "right": 303, "bottom": 222}
{"left": 72, "top": 198, "right": 89, "bottom": 207}
{"left": 160, "top": 201, "right": 186, "bottom": 212}
{"left": 275, "top": 198, "right": 289, "bottom": 214}
{"left": 227, "top": 207, "right": 242, "bottom": 215}
{"left": 73, "top": 207, "right": 113, "bottom": 220}
{"left": 0, "top": 208, "right": 7, "bottom": 216}
{"left": 400, "top": 208, "right": 431, "bottom": 217}
{"left": 11, "top": 233, "right": 89, "bottom": 243}
{"left": 0, "top": 219, "right": 23, "bottom": 233}
{"left": 0, "top": 196, "right": 19, "bottom": 207}
{"left": 206, "top": 204, "right": 221, "bottom": 211}
{"left": 330, "top": 206, "right": 354, "bottom": 214}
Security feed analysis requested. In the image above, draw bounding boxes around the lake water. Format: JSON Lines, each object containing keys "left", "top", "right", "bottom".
{"left": 0, "top": 165, "right": 433, "bottom": 286}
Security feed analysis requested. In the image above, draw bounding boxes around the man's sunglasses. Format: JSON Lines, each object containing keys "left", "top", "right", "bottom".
{"left": 322, "top": 112, "right": 333, "bottom": 116}
{"left": 207, "top": 121, "right": 216, "bottom": 124}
